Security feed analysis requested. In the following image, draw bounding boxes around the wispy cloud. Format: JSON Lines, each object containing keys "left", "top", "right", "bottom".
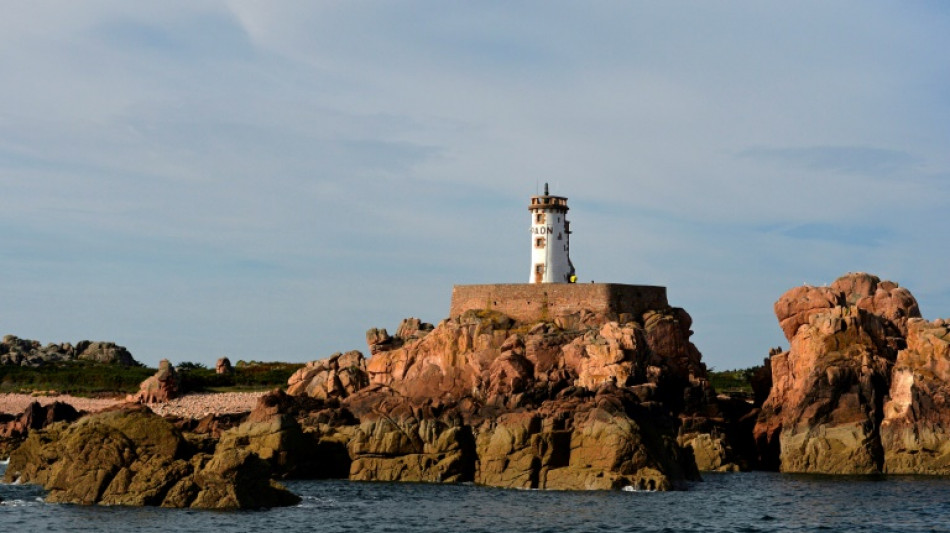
{"left": 738, "top": 146, "right": 916, "bottom": 177}
{"left": 1, "top": 1, "right": 948, "bottom": 369}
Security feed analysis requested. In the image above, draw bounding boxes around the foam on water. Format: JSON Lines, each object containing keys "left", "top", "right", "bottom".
{"left": 621, "top": 485, "right": 656, "bottom": 493}
{"left": 0, "top": 496, "right": 44, "bottom": 507}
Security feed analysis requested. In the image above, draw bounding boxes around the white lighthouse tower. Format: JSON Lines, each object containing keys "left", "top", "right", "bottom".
{"left": 529, "top": 183, "right": 576, "bottom": 283}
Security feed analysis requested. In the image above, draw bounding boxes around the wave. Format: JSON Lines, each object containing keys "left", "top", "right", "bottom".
{"left": 621, "top": 485, "right": 657, "bottom": 493}
{"left": 0, "top": 497, "right": 44, "bottom": 507}
{"left": 295, "top": 495, "right": 338, "bottom": 509}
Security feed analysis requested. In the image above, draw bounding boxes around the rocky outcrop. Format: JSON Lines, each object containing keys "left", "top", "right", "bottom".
{"left": 366, "top": 317, "right": 434, "bottom": 355}
{"left": 475, "top": 386, "right": 696, "bottom": 490}
{"left": 880, "top": 318, "right": 950, "bottom": 474}
{"left": 129, "top": 359, "right": 180, "bottom": 403}
{"left": 1, "top": 335, "right": 138, "bottom": 367}
{"left": 283, "top": 302, "right": 714, "bottom": 490}
{"left": 755, "top": 273, "right": 925, "bottom": 474}
{"left": 217, "top": 389, "right": 314, "bottom": 478}
{"left": 0, "top": 401, "right": 81, "bottom": 439}
{"left": 286, "top": 350, "right": 368, "bottom": 399}
{"left": 773, "top": 273, "right": 919, "bottom": 343}
{"left": 3, "top": 406, "right": 299, "bottom": 508}
{"left": 362, "top": 308, "right": 706, "bottom": 406}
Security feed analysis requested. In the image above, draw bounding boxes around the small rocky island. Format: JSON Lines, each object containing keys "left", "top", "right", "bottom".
{"left": 3, "top": 180, "right": 948, "bottom": 510}
{"left": 5, "top": 271, "right": 950, "bottom": 508}
{"left": 3, "top": 281, "right": 741, "bottom": 505}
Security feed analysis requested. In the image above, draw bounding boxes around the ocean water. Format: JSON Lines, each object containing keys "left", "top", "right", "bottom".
{"left": 3, "top": 462, "right": 950, "bottom": 532}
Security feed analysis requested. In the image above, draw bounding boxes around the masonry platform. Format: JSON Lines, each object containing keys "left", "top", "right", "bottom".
{"left": 450, "top": 283, "right": 668, "bottom": 323}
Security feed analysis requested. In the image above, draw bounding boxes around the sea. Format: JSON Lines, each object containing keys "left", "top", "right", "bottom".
{"left": 3, "top": 461, "right": 950, "bottom": 532}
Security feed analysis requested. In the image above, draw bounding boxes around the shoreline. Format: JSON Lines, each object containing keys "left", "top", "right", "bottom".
{"left": 0, "top": 391, "right": 266, "bottom": 418}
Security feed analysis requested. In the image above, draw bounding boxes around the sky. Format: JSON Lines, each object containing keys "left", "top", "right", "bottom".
{"left": 2, "top": 1, "right": 949, "bottom": 370}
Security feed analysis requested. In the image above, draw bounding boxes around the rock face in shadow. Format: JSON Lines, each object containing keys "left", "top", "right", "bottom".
{"left": 754, "top": 272, "right": 938, "bottom": 474}
{"left": 0, "top": 401, "right": 81, "bottom": 439}
{"left": 880, "top": 318, "right": 950, "bottom": 474}
{"left": 474, "top": 386, "right": 695, "bottom": 490}
{"left": 3, "top": 406, "right": 299, "bottom": 509}
{"left": 0, "top": 401, "right": 82, "bottom": 459}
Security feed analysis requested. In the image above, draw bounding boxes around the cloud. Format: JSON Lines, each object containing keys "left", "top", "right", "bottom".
{"left": 1, "top": 2, "right": 949, "bottom": 370}
{"left": 738, "top": 146, "right": 917, "bottom": 177}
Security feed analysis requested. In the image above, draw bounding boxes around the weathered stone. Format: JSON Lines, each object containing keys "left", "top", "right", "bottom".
{"left": 3, "top": 407, "right": 298, "bottom": 508}
{"left": 880, "top": 318, "right": 950, "bottom": 474}
{"left": 756, "top": 273, "right": 923, "bottom": 474}
{"left": 1, "top": 335, "right": 139, "bottom": 367}
{"left": 756, "top": 306, "right": 892, "bottom": 474}
{"left": 0, "top": 401, "right": 81, "bottom": 439}
{"left": 215, "top": 357, "right": 233, "bottom": 375}
{"left": 129, "top": 359, "right": 180, "bottom": 403}
{"left": 348, "top": 416, "right": 475, "bottom": 483}
{"left": 286, "top": 351, "right": 368, "bottom": 399}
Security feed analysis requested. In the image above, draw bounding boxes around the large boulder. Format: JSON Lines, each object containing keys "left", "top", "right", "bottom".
{"left": 774, "top": 286, "right": 842, "bottom": 342}
{"left": 3, "top": 406, "right": 299, "bottom": 508}
{"left": 130, "top": 359, "right": 179, "bottom": 403}
{"left": 831, "top": 273, "right": 920, "bottom": 336}
{"left": 215, "top": 357, "right": 233, "bottom": 375}
{"left": 217, "top": 389, "right": 315, "bottom": 478}
{"left": 75, "top": 341, "right": 137, "bottom": 366}
{"left": 286, "top": 350, "right": 368, "bottom": 399}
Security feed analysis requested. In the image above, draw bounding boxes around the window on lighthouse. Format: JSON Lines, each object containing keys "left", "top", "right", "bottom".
{"left": 535, "top": 237, "right": 545, "bottom": 248}
{"left": 535, "top": 213, "right": 546, "bottom": 224}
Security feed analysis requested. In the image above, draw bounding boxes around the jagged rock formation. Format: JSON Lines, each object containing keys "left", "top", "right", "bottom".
{"left": 129, "top": 359, "right": 180, "bottom": 403}
{"left": 286, "top": 350, "right": 368, "bottom": 399}
{"left": 880, "top": 318, "right": 950, "bottom": 473}
{"left": 283, "top": 302, "right": 725, "bottom": 489}
{"left": 363, "top": 309, "right": 705, "bottom": 405}
{"left": 1, "top": 335, "right": 138, "bottom": 367}
{"left": 3, "top": 405, "right": 299, "bottom": 508}
{"left": 752, "top": 272, "right": 950, "bottom": 474}
{"left": 365, "top": 317, "right": 434, "bottom": 355}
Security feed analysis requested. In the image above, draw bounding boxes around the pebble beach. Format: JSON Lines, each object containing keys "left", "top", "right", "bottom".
{"left": 0, "top": 391, "right": 265, "bottom": 417}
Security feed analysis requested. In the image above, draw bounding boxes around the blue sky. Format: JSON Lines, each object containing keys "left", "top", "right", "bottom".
{"left": 2, "top": 2, "right": 948, "bottom": 370}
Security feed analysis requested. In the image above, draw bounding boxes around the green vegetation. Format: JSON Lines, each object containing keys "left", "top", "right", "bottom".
{"left": 0, "top": 361, "right": 155, "bottom": 396}
{"left": 707, "top": 366, "right": 760, "bottom": 394}
{"left": 176, "top": 361, "right": 305, "bottom": 393}
{"left": 0, "top": 360, "right": 305, "bottom": 396}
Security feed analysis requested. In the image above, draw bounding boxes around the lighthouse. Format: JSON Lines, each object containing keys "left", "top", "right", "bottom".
{"left": 529, "top": 183, "right": 576, "bottom": 283}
